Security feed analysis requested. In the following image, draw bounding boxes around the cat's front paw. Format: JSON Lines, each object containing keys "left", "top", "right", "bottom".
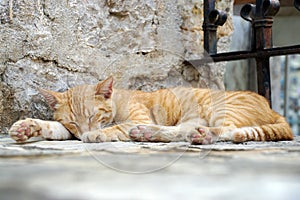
{"left": 9, "top": 118, "right": 42, "bottom": 142}
{"left": 189, "top": 127, "right": 216, "bottom": 145}
{"left": 81, "top": 131, "right": 119, "bottom": 143}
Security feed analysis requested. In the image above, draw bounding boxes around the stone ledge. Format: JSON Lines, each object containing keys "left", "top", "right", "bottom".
{"left": 1, "top": 135, "right": 300, "bottom": 200}
{"left": 1, "top": 134, "right": 300, "bottom": 157}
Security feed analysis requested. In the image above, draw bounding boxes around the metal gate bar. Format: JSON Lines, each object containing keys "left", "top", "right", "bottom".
{"left": 186, "top": 0, "right": 300, "bottom": 107}
{"left": 187, "top": 44, "right": 300, "bottom": 63}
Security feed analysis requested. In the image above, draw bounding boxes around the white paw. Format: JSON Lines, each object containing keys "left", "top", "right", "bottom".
{"left": 9, "top": 118, "right": 42, "bottom": 142}
{"left": 129, "top": 125, "right": 154, "bottom": 142}
{"left": 81, "top": 131, "right": 119, "bottom": 143}
{"left": 189, "top": 127, "right": 217, "bottom": 145}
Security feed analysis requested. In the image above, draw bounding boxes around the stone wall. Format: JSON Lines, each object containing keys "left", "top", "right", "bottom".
{"left": 0, "top": 0, "right": 233, "bottom": 133}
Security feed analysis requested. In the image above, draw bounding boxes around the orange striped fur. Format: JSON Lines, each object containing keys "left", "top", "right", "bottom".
{"left": 9, "top": 77, "right": 293, "bottom": 144}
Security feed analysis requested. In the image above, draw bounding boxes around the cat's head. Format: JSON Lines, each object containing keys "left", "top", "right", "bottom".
{"left": 39, "top": 77, "right": 115, "bottom": 138}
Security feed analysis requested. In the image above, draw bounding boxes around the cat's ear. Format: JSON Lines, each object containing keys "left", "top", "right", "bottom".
{"left": 38, "top": 88, "right": 62, "bottom": 110}
{"left": 95, "top": 76, "right": 113, "bottom": 99}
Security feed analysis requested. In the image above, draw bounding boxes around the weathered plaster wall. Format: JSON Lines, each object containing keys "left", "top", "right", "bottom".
{"left": 0, "top": 0, "right": 233, "bottom": 133}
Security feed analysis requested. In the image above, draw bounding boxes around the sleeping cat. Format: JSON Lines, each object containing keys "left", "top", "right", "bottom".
{"left": 9, "top": 76, "right": 293, "bottom": 144}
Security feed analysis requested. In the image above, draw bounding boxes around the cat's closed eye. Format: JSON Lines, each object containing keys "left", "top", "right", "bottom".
{"left": 88, "top": 115, "right": 95, "bottom": 124}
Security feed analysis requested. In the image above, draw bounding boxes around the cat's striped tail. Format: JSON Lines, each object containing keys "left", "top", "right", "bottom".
{"left": 231, "top": 116, "right": 293, "bottom": 143}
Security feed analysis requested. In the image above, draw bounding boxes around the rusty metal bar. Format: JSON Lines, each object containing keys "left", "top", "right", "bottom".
{"left": 186, "top": 45, "right": 300, "bottom": 64}
{"left": 203, "top": 0, "right": 216, "bottom": 54}
{"left": 203, "top": 0, "right": 227, "bottom": 54}
{"left": 252, "top": 0, "right": 280, "bottom": 106}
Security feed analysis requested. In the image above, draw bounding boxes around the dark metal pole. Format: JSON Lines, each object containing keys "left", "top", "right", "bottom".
{"left": 185, "top": 45, "right": 300, "bottom": 64}
{"left": 203, "top": 0, "right": 227, "bottom": 55}
{"left": 203, "top": 0, "right": 217, "bottom": 54}
{"left": 253, "top": 18, "right": 274, "bottom": 105}
{"left": 240, "top": 0, "right": 280, "bottom": 107}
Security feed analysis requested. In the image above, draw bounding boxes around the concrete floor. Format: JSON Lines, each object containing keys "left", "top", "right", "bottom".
{"left": 1, "top": 135, "right": 300, "bottom": 200}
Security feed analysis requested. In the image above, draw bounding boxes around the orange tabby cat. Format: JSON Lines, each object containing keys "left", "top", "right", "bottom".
{"left": 9, "top": 76, "right": 293, "bottom": 144}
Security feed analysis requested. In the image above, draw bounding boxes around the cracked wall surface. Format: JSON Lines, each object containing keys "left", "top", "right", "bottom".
{"left": 0, "top": 0, "right": 233, "bottom": 133}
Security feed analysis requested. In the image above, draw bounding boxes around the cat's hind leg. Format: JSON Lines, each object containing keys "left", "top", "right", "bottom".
{"left": 129, "top": 124, "right": 217, "bottom": 144}
{"left": 189, "top": 127, "right": 217, "bottom": 145}
{"left": 129, "top": 124, "right": 236, "bottom": 145}
{"left": 9, "top": 118, "right": 72, "bottom": 142}
{"left": 129, "top": 125, "right": 179, "bottom": 142}
{"left": 189, "top": 124, "right": 240, "bottom": 144}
